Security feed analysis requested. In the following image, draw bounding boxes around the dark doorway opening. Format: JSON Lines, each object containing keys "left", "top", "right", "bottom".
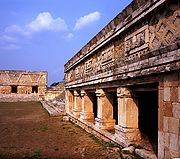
{"left": 32, "top": 86, "right": 38, "bottom": 93}
{"left": 92, "top": 92, "right": 97, "bottom": 119}
{"left": 11, "top": 86, "right": 17, "bottom": 93}
{"left": 111, "top": 92, "right": 118, "bottom": 125}
{"left": 137, "top": 91, "right": 158, "bottom": 154}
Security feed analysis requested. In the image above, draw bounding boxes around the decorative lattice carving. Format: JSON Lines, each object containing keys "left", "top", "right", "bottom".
{"left": 149, "top": 4, "right": 180, "bottom": 50}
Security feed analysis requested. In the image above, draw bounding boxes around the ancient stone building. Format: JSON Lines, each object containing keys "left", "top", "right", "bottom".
{"left": 64, "top": 0, "right": 180, "bottom": 158}
{"left": 0, "top": 70, "right": 47, "bottom": 102}
{"left": 45, "top": 82, "right": 65, "bottom": 101}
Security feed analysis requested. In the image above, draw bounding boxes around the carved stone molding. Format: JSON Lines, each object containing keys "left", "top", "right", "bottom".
{"left": 149, "top": 5, "right": 180, "bottom": 50}
{"left": 125, "top": 25, "right": 149, "bottom": 56}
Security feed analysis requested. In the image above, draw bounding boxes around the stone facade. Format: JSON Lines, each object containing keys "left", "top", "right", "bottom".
{"left": 0, "top": 70, "right": 47, "bottom": 102}
{"left": 45, "top": 82, "right": 64, "bottom": 101}
{"left": 64, "top": 0, "right": 180, "bottom": 158}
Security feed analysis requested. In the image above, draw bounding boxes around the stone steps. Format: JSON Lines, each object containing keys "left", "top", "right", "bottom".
{"left": 41, "top": 101, "right": 65, "bottom": 116}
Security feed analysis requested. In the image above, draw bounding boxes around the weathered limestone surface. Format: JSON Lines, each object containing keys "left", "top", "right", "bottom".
{"left": 64, "top": 0, "right": 180, "bottom": 89}
{"left": 80, "top": 90, "right": 94, "bottom": 122}
{"left": 45, "top": 90, "right": 63, "bottom": 101}
{"left": 0, "top": 70, "right": 47, "bottom": 101}
{"left": 95, "top": 89, "right": 115, "bottom": 130}
{"left": 158, "top": 73, "right": 180, "bottom": 159}
{"left": 0, "top": 94, "right": 39, "bottom": 102}
{"left": 45, "top": 81, "right": 65, "bottom": 101}
{"left": 73, "top": 90, "right": 82, "bottom": 118}
{"left": 64, "top": 0, "right": 180, "bottom": 158}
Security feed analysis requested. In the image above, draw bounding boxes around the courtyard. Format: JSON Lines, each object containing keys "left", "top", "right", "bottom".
{"left": 0, "top": 102, "right": 118, "bottom": 159}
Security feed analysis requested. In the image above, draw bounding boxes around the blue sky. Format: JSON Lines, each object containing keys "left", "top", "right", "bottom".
{"left": 0, "top": 0, "right": 132, "bottom": 85}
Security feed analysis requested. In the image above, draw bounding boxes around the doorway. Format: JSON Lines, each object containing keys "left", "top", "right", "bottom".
{"left": 137, "top": 91, "right": 158, "bottom": 154}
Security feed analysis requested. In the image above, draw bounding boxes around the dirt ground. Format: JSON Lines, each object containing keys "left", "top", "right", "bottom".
{"left": 0, "top": 102, "right": 119, "bottom": 159}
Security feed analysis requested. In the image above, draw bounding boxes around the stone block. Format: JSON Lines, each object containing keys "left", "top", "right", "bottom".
{"left": 169, "top": 150, "right": 179, "bottom": 159}
{"left": 164, "top": 87, "right": 170, "bottom": 102}
{"left": 63, "top": 116, "right": 69, "bottom": 122}
{"left": 168, "top": 117, "right": 179, "bottom": 134}
{"left": 80, "top": 112, "right": 94, "bottom": 122}
{"left": 164, "top": 102, "right": 173, "bottom": 117}
{"left": 170, "top": 87, "right": 178, "bottom": 102}
{"left": 115, "top": 125, "right": 141, "bottom": 143}
{"left": 164, "top": 133, "right": 170, "bottom": 148}
{"left": 164, "top": 117, "right": 180, "bottom": 134}
{"left": 163, "top": 117, "right": 169, "bottom": 132}
{"left": 158, "top": 131, "right": 165, "bottom": 159}
{"left": 172, "top": 102, "right": 180, "bottom": 118}
{"left": 95, "top": 118, "right": 115, "bottom": 130}
{"left": 121, "top": 146, "right": 135, "bottom": 154}
{"left": 178, "top": 87, "right": 180, "bottom": 102}
{"left": 73, "top": 110, "right": 81, "bottom": 118}
{"left": 158, "top": 108, "right": 163, "bottom": 131}
{"left": 164, "top": 148, "right": 171, "bottom": 159}
{"left": 135, "top": 149, "right": 157, "bottom": 159}
{"left": 164, "top": 71, "right": 179, "bottom": 84}
{"left": 170, "top": 133, "right": 179, "bottom": 151}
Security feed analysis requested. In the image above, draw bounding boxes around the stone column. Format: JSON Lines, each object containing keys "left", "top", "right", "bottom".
{"left": 115, "top": 87, "right": 141, "bottom": 144}
{"left": 65, "top": 90, "right": 74, "bottom": 115}
{"left": 95, "top": 89, "right": 115, "bottom": 130}
{"left": 73, "top": 90, "right": 82, "bottom": 118}
{"left": 80, "top": 90, "right": 94, "bottom": 122}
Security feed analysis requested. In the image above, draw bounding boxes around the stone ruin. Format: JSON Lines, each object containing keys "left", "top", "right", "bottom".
{"left": 0, "top": 70, "right": 65, "bottom": 116}
{"left": 64, "top": 0, "right": 180, "bottom": 158}
{"left": 0, "top": 70, "right": 47, "bottom": 102}
{"left": 43, "top": 81, "right": 65, "bottom": 116}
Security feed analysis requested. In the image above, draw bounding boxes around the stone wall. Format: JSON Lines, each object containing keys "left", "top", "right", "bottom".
{"left": 64, "top": 0, "right": 180, "bottom": 89}
{"left": 0, "top": 94, "right": 39, "bottom": 102}
{"left": 0, "top": 70, "right": 47, "bottom": 102}
{"left": 45, "top": 81, "right": 64, "bottom": 101}
{"left": 158, "top": 72, "right": 180, "bottom": 158}
{"left": 45, "top": 90, "right": 63, "bottom": 101}
{"left": 64, "top": 0, "right": 180, "bottom": 158}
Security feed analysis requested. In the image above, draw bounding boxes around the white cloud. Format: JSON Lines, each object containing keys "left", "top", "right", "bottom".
{"left": 27, "top": 12, "right": 68, "bottom": 32}
{"left": 0, "top": 35, "right": 18, "bottom": 43}
{"left": 5, "top": 25, "right": 30, "bottom": 36}
{"left": 66, "top": 33, "right": 74, "bottom": 39}
{"left": 5, "top": 12, "right": 68, "bottom": 35}
{"left": 0, "top": 44, "right": 20, "bottom": 50}
{"left": 74, "top": 11, "right": 101, "bottom": 31}
{"left": 0, "top": 12, "right": 69, "bottom": 51}
{"left": 0, "top": 35, "right": 20, "bottom": 50}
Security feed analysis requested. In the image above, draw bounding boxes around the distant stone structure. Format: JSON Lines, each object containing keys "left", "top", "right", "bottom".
{"left": 0, "top": 70, "right": 47, "bottom": 102}
{"left": 64, "top": 0, "right": 180, "bottom": 158}
{"left": 45, "top": 81, "right": 64, "bottom": 101}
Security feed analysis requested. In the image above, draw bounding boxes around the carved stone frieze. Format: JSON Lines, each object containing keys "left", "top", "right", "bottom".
{"left": 125, "top": 25, "right": 149, "bottom": 56}
{"left": 65, "top": 1, "right": 180, "bottom": 84}
{"left": 101, "top": 44, "right": 114, "bottom": 65}
{"left": 85, "top": 59, "right": 93, "bottom": 73}
{"left": 114, "top": 39, "right": 125, "bottom": 63}
{"left": 149, "top": 4, "right": 180, "bottom": 50}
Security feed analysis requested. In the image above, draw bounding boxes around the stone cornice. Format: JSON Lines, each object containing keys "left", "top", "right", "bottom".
{"left": 64, "top": 0, "right": 167, "bottom": 72}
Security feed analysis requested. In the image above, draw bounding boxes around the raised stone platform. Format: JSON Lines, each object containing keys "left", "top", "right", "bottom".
{"left": 41, "top": 101, "right": 65, "bottom": 116}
